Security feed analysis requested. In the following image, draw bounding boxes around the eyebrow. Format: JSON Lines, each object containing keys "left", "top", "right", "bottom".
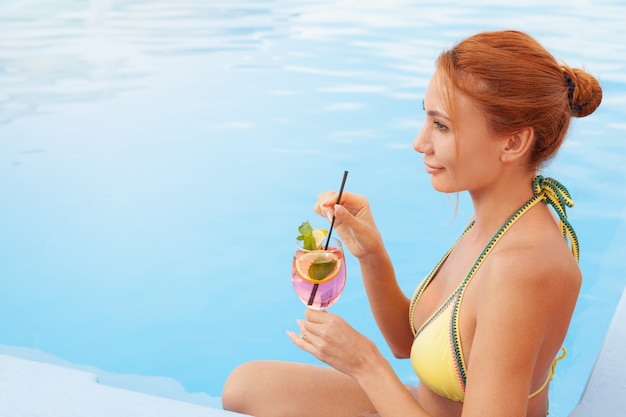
{"left": 426, "top": 110, "right": 450, "bottom": 120}
{"left": 422, "top": 100, "right": 450, "bottom": 121}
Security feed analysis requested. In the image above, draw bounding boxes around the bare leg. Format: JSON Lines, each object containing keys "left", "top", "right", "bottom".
{"left": 222, "top": 360, "right": 378, "bottom": 417}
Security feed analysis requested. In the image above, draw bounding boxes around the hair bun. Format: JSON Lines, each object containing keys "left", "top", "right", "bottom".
{"left": 562, "top": 67, "right": 603, "bottom": 118}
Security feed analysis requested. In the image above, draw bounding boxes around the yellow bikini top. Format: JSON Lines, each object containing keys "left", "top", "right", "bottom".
{"left": 409, "top": 176, "right": 577, "bottom": 403}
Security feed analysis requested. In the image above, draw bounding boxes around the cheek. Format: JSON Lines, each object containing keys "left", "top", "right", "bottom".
{"left": 457, "top": 147, "right": 498, "bottom": 180}
{"left": 436, "top": 138, "right": 458, "bottom": 166}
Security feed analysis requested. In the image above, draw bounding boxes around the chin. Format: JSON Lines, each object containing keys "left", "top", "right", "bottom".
{"left": 429, "top": 175, "right": 460, "bottom": 194}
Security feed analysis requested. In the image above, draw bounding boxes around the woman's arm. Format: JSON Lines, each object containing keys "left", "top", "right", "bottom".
{"left": 461, "top": 245, "right": 581, "bottom": 417}
{"left": 315, "top": 191, "right": 414, "bottom": 356}
{"left": 356, "top": 245, "right": 414, "bottom": 357}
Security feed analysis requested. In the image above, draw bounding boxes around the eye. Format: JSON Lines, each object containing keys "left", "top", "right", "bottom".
{"left": 434, "top": 120, "right": 449, "bottom": 131}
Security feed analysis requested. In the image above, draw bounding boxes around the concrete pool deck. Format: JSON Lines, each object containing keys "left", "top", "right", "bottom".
{"left": 0, "top": 354, "right": 249, "bottom": 417}
{"left": 1, "top": 287, "right": 624, "bottom": 417}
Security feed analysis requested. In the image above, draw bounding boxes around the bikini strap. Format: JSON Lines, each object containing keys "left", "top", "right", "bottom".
{"left": 532, "top": 176, "right": 580, "bottom": 262}
{"left": 528, "top": 346, "right": 567, "bottom": 399}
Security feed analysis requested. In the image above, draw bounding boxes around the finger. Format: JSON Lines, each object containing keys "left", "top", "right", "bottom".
{"left": 304, "top": 317, "right": 337, "bottom": 346}
{"left": 321, "top": 193, "right": 338, "bottom": 208}
{"left": 297, "top": 318, "right": 315, "bottom": 339}
{"left": 314, "top": 194, "right": 338, "bottom": 222}
{"left": 316, "top": 191, "right": 358, "bottom": 216}
{"left": 286, "top": 330, "right": 311, "bottom": 351}
{"left": 314, "top": 191, "right": 338, "bottom": 212}
{"left": 296, "top": 319, "right": 326, "bottom": 351}
{"left": 297, "top": 318, "right": 307, "bottom": 334}
{"left": 317, "top": 206, "right": 333, "bottom": 224}
{"left": 305, "top": 308, "right": 330, "bottom": 323}
{"left": 333, "top": 203, "right": 367, "bottom": 233}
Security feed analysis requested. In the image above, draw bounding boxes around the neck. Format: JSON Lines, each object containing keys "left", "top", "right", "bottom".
{"left": 468, "top": 170, "right": 537, "bottom": 239}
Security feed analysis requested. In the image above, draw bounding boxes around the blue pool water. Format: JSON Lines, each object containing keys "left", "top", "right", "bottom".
{"left": 1, "top": 0, "right": 625, "bottom": 415}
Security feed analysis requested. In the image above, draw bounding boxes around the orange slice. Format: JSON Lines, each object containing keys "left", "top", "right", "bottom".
{"left": 294, "top": 251, "right": 342, "bottom": 284}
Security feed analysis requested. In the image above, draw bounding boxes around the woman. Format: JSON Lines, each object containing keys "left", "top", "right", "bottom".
{"left": 222, "top": 30, "right": 602, "bottom": 417}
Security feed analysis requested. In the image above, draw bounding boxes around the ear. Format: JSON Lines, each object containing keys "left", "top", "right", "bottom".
{"left": 500, "top": 126, "right": 534, "bottom": 163}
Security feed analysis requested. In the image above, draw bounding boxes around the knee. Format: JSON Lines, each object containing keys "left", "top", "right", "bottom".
{"left": 221, "top": 362, "right": 256, "bottom": 413}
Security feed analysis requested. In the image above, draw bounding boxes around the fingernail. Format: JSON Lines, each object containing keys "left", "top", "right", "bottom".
{"left": 325, "top": 211, "right": 333, "bottom": 223}
{"left": 334, "top": 204, "right": 344, "bottom": 216}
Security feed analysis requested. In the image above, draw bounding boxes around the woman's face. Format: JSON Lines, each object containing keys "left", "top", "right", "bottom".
{"left": 413, "top": 72, "right": 505, "bottom": 194}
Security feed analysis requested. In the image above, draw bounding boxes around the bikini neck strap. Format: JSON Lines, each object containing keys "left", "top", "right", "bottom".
{"left": 532, "top": 175, "right": 579, "bottom": 262}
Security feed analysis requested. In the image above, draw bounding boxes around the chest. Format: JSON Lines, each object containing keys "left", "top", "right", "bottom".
{"left": 411, "top": 238, "right": 486, "bottom": 335}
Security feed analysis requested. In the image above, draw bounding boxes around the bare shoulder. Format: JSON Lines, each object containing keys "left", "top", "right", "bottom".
{"left": 479, "top": 222, "right": 582, "bottom": 316}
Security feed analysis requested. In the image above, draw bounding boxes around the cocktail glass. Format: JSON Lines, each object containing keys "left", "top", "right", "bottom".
{"left": 291, "top": 237, "right": 346, "bottom": 311}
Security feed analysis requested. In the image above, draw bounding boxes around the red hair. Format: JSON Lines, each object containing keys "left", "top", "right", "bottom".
{"left": 437, "top": 30, "right": 602, "bottom": 169}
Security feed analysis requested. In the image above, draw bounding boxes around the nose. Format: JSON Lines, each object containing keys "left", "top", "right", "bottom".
{"left": 413, "top": 124, "right": 431, "bottom": 155}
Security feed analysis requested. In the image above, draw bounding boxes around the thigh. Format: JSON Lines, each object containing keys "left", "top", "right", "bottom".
{"left": 222, "top": 360, "right": 377, "bottom": 417}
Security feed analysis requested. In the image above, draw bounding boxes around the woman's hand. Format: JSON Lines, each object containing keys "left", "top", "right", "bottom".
{"left": 287, "top": 309, "right": 382, "bottom": 379}
{"left": 314, "top": 191, "right": 383, "bottom": 260}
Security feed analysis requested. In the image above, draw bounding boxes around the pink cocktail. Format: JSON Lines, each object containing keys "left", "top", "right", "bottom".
{"left": 291, "top": 238, "right": 346, "bottom": 311}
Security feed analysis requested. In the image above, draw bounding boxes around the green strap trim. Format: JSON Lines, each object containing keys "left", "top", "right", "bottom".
{"left": 532, "top": 176, "right": 579, "bottom": 262}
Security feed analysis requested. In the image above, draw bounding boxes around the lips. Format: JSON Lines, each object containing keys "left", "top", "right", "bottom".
{"left": 424, "top": 161, "right": 444, "bottom": 174}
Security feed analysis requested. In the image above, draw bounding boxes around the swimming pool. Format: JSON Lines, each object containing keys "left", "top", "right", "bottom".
{"left": 0, "top": 0, "right": 625, "bottom": 415}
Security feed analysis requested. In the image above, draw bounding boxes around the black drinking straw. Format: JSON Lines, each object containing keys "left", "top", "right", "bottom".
{"left": 307, "top": 170, "right": 349, "bottom": 306}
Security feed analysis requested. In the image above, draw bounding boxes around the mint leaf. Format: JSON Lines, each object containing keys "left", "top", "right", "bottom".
{"left": 297, "top": 221, "right": 316, "bottom": 250}
{"left": 308, "top": 259, "right": 337, "bottom": 281}
{"left": 298, "top": 221, "right": 312, "bottom": 237}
